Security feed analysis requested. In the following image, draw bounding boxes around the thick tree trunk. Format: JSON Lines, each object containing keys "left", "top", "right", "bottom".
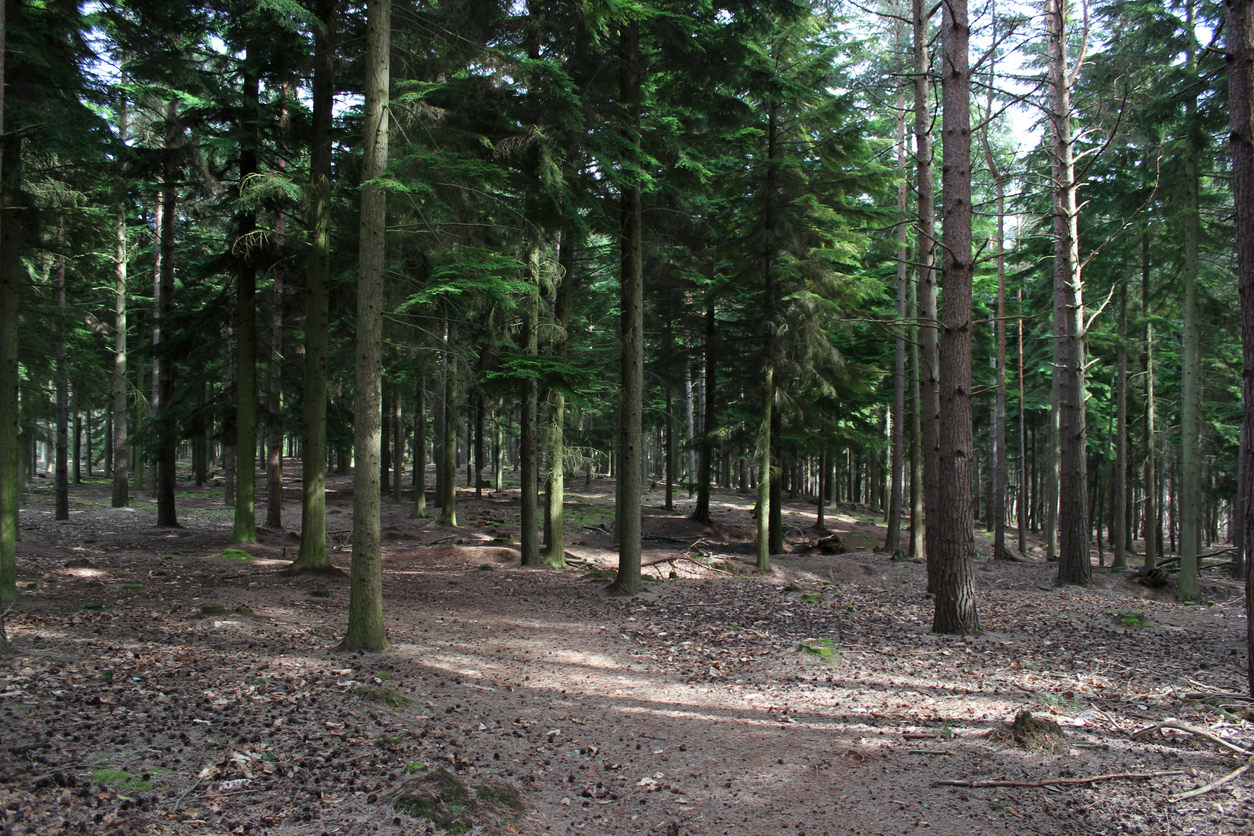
{"left": 341, "top": 0, "right": 391, "bottom": 652}
{"left": 0, "top": 0, "right": 16, "bottom": 604}
{"left": 1050, "top": 0, "right": 1089, "bottom": 586}
{"left": 932, "top": 0, "right": 980, "bottom": 634}
{"left": 1224, "top": 0, "right": 1254, "bottom": 695}
{"left": 544, "top": 226, "right": 575, "bottom": 566}
{"left": 292, "top": 0, "right": 335, "bottom": 571}
{"left": 611, "top": 19, "right": 644, "bottom": 594}
{"left": 1179, "top": 10, "right": 1203, "bottom": 600}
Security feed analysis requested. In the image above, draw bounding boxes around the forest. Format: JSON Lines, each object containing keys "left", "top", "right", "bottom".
{"left": 1, "top": 0, "right": 1254, "bottom": 832}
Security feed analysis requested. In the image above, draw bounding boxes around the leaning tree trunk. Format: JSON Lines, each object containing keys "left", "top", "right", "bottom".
{"left": 341, "top": 0, "right": 391, "bottom": 652}
{"left": 292, "top": 0, "right": 336, "bottom": 571}
{"left": 611, "top": 18, "right": 644, "bottom": 595}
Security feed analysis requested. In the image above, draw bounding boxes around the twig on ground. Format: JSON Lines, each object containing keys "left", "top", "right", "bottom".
{"left": 1171, "top": 758, "right": 1254, "bottom": 803}
{"left": 171, "top": 777, "right": 203, "bottom": 813}
{"left": 1131, "top": 722, "right": 1253, "bottom": 756}
{"left": 933, "top": 770, "right": 1185, "bottom": 789}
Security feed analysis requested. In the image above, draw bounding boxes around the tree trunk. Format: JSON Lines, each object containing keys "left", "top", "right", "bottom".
{"left": 1113, "top": 277, "right": 1128, "bottom": 570}
{"left": 1179, "top": 2, "right": 1203, "bottom": 600}
{"left": 266, "top": 206, "right": 284, "bottom": 530}
{"left": 341, "top": 0, "right": 391, "bottom": 652}
{"left": 155, "top": 102, "right": 180, "bottom": 529}
{"left": 292, "top": 0, "right": 335, "bottom": 571}
{"left": 0, "top": 0, "right": 16, "bottom": 603}
{"left": 544, "top": 225, "right": 576, "bottom": 566}
{"left": 113, "top": 93, "right": 130, "bottom": 506}
{"left": 392, "top": 384, "right": 404, "bottom": 503}
{"left": 611, "top": 19, "right": 644, "bottom": 594}
{"left": 756, "top": 364, "right": 773, "bottom": 573}
{"left": 1224, "top": 0, "right": 1254, "bottom": 695}
{"left": 1141, "top": 222, "right": 1158, "bottom": 570}
{"left": 232, "top": 66, "right": 260, "bottom": 543}
{"left": 914, "top": 0, "right": 940, "bottom": 585}
{"left": 909, "top": 263, "right": 925, "bottom": 559}
{"left": 885, "top": 90, "right": 907, "bottom": 554}
{"left": 932, "top": 0, "right": 980, "bottom": 634}
{"left": 520, "top": 233, "right": 541, "bottom": 565}
{"left": 55, "top": 216, "right": 69, "bottom": 521}
{"left": 1050, "top": 0, "right": 1089, "bottom": 586}
{"left": 691, "top": 299, "right": 715, "bottom": 524}
{"left": 413, "top": 375, "right": 428, "bottom": 517}
{"left": 438, "top": 304, "right": 458, "bottom": 527}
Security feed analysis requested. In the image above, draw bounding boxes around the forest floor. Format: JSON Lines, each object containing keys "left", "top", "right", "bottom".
{"left": 1, "top": 462, "right": 1252, "bottom": 836}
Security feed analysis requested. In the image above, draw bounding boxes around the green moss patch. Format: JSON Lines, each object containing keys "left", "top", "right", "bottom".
{"left": 215, "top": 549, "right": 256, "bottom": 563}
{"left": 392, "top": 769, "right": 523, "bottom": 835}
{"left": 797, "top": 638, "right": 839, "bottom": 663}
{"left": 1107, "top": 609, "right": 1152, "bottom": 629}
{"left": 91, "top": 769, "right": 152, "bottom": 792}
{"left": 353, "top": 685, "right": 412, "bottom": 709}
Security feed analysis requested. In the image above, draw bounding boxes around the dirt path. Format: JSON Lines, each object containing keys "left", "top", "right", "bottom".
{"left": 1, "top": 466, "right": 1251, "bottom": 835}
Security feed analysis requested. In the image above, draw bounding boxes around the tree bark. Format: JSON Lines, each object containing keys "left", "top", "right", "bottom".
{"left": 544, "top": 225, "right": 576, "bottom": 566}
{"left": 1049, "top": 0, "right": 1089, "bottom": 586}
{"left": 885, "top": 89, "right": 907, "bottom": 554}
{"left": 914, "top": 0, "right": 940, "bottom": 585}
{"left": 520, "top": 233, "right": 541, "bottom": 565}
{"left": 932, "top": 0, "right": 979, "bottom": 634}
{"left": 266, "top": 204, "right": 285, "bottom": 529}
{"left": 1224, "top": 0, "right": 1254, "bottom": 695}
{"left": 0, "top": 0, "right": 16, "bottom": 603}
{"left": 691, "top": 299, "right": 715, "bottom": 524}
{"left": 155, "top": 102, "right": 180, "bottom": 529}
{"left": 112, "top": 93, "right": 129, "bottom": 508}
{"left": 1179, "top": 1, "right": 1203, "bottom": 600}
{"left": 1113, "top": 277, "right": 1128, "bottom": 570}
{"left": 55, "top": 216, "right": 69, "bottom": 521}
{"left": 611, "top": 19, "right": 644, "bottom": 594}
{"left": 341, "top": 0, "right": 391, "bottom": 652}
{"left": 292, "top": 0, "right": 336, "bottom": 571}
{"left": 232, "top": 65, "right": 260, "bottom": 543}
{"left": 438, "top": 303, "right": 458, "bottom": 527}
{"left": 413, "top": 375, "right": 428, "bottom": 517}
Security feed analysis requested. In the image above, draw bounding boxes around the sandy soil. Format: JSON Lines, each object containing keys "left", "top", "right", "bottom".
{"left": 1, "top": 463, "right": 1251, "bottom": 835}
